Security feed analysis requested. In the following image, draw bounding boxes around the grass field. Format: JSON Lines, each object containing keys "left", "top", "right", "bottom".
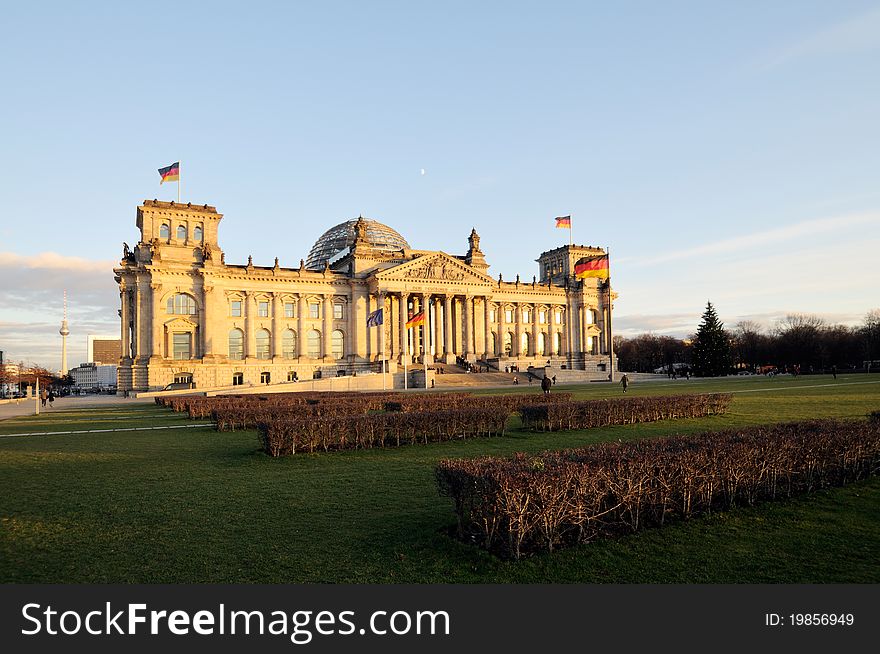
{"left": 1, "top": 374, "right": 878, "bottom": 583}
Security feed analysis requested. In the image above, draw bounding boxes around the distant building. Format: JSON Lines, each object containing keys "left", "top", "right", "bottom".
{"left": 70, "top": 362, "right": 117, "bottom": 389}
{"left": 114, "top": 200, "right": 618, "bottom": 392}
{"left": 87, "top": 335, "right": 122, "bottom": 365}
{"left": 0, "top": 361, "right": 20, "bottom": 397}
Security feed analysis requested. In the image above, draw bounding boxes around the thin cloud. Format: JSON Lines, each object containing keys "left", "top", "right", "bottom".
{"left": 0, "top": 251, "right": 116, "bottom": 273}
{"left": 0, "top": 250, "right": 119, "bottom": 368}
{"left": 764, "top": 7, "right": 880, "bottom": 69}
{"left": 632, "top": 212, "right": 880, "bottom": 267}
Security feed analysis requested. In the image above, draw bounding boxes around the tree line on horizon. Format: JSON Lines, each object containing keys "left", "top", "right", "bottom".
{"left": 615, "top": 303, "right": 880, "bottom": 376}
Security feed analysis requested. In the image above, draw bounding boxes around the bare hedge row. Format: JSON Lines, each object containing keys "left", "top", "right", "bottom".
{"left": 159, "top": 391, "right": 576, "bottom": 429}
{"left": 383, "top": 392, "right": 572, "bottom": 414}
{"left": 520, "top": 393, "right": 732, "bottom": 431}
{"left": 435, "top": 418, "right": 880, "bottom": 559}
{"left": 258, "top": 406, "right": 512, "bottom": 455}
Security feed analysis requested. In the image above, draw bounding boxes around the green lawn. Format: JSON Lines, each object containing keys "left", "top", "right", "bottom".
{"left": 1, "top": 374, "right": 878, "bottom": 583}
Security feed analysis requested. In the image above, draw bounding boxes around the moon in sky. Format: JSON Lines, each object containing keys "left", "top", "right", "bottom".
{"left": 420, "top": 168, "right": 426, "bottom": 176}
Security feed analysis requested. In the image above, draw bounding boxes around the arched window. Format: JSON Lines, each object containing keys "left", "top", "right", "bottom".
{"left": 538, "top": 332, "right": 546, "bottom": 356}
{"left": 166, "top": 293, "right": 197, "bottom": 315}
{"left": 503, "top": 332, "right": 513, "bottom": 356}
{"left": 553, "top": 332, "right": 561, "bottom": 355}
{"left": 176, "top": 225, "right": 187, "bottom": 240}
{"left": 159, "top": 223, "right": 170, "bottom": 239}
{"left": 588, "top": 336, "right": 597, "bottom": 355}
{"left": 255, "top": 329, "right": 271, "bottom": 360}
{"left": 588, "top": 309, "right": 599, "bottom": 325}
{"left": 193, "top": 225, "right": 203, "bottom": 242}
{"left": 331, "top": 330, "right": 345, "bottom": 359}
{"left": 520, "top": 332, "right": 530, "bottom": 355}
{"left": 282, "top": 329, "right": 297, "bottom": 358}
{"left": 228, "top": 329, "right": 244, "bottom": 360}
{"left": 307, "top": 330, "right": 321, "bottom": 358}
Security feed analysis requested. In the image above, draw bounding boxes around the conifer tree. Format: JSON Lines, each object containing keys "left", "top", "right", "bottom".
{"left": 691, "top": 301, "right": 732, "bottom": 376}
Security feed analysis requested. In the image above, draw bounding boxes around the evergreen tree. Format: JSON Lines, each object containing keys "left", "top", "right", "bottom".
{"left": 691, "top": 301, "right": 732, "bottom": 376}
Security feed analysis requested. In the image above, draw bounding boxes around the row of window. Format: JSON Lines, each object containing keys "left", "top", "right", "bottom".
{"left": 489, "top": 308, "right": 565, "bottom": 325}
{"left": 170, "top": 327, "right": 593, "bottom": 361}
{"left": 228, "top": 300, "right": 344, "bottom": 319}
{"left": 177, "top": 371, "right": 302, "bottom": 387}
{"left": 228, "top": 328, "right": 344, "bottom": 360}
{"left": 158, "top": 223, "right": 203, "bottom": 242}
{"left": 166, "top": 292, "right": 595, "bottom": 326}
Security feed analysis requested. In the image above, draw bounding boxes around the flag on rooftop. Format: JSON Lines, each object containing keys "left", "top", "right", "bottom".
{"left": 158, "top": 162, "right": 180, "bottom": 184}
{"left": 574, "top": 254, "right": 610, "bottom": 280}
{"left": 555, "top": 215, "right": 571, "bottom": 228}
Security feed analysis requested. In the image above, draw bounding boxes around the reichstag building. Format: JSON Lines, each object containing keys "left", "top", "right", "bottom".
{"left": 114, "top": 200, "right": 616, "bottom": 392}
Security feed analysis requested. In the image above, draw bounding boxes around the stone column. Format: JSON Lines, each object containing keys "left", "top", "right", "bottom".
{"left": 411, "top": 295, "right": 420, "bottom": 357}
{"left": 514, "top": 303, "right": 523, "bottom": 358}
{"left": 560, "top": 305, "right": 568, "bottom": 356}
{"left": 443, "top": 294, "right": 453, "bottom": 362}
{"left": 120, "top": 285, "right": 131, "bottom": 360}
{"left": 374, "top": 293, "right": 384, "bottom": 362}
{"left": 201, "top": 284, "right": 216, "bottom": 359}
{"left": 421, "top": 293, "right": 431, "bottom": 360}
{"left": 463, "top": 295, "right": 473, "bottom": 357}
{"left": 399, "top": 292, "right": 410, "bottom": 364}
{"left": 434, "top": 297, "right": 443, "bottom": 358}
{"left": 389, "top": 293, "right": 397, "bottom": 358}
{"left": 272, "top": 293, "right": 282, "bottom": 358}
{"left": 531, "top": 304, "right": 544, "bottom": 357}
{"left": 351, "top": 290, "right": 364, "bottom": 361}
{"left": 498, "top": 302, "right": 506, "bottom": 358}
{"left": 150, "top": 283, "right": 162, "bottom": 360}
{"left": 245, "top": 292, "right": 256, "bottom": 359}
{"left": 323, "top": 294, "right": 333, "bottom": 359}
{"left": 297, "top": 294, "right": 306, "bottom": 359}
{"left": 483, "top": 297, "right": 491, "bottom": 358}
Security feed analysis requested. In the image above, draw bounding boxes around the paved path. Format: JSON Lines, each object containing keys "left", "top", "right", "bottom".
{"left": 0, "top": 395, "right": 153, "bottom": 422}
{"left": 0, "top": 423, "right": 214, "bottom": 438}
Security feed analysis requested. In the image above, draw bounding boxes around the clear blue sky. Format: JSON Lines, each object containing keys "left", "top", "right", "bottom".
{"left": 1, "top": 1, "right": 879, "bottom": 368}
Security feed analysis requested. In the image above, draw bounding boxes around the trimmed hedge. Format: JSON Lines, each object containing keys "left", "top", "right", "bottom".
{"left": 436, "top": 419, "right": 880, "bottom": 559}
{"left": 520, "top": 393, "right": 731, "bottom": 431}
{"left": 257, "top": 406, "right": 512, "bottom": 455}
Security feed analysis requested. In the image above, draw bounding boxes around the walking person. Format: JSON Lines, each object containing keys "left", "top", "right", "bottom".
{"left": 620, "top": 373, "right": 629, "bottom": 393}
{"left": 40, "top": 387, "right": 48, "bottom": 408}
{"left": 48, "top": 389, "right": 55, "bottom": 407}
{"left": 541, "top": 374, "right": 552, "bottom": 397}
{"left": 831, "top": 364, "right": 837, "bottom": 380}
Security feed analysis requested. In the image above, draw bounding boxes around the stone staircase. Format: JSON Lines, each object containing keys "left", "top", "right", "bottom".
{"left": 433, "top": 365, "right": 534, "bottom": 388}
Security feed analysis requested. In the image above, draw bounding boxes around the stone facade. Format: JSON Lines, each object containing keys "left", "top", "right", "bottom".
{"left": 114, "top": 200, "right": 617, "bottom": 392}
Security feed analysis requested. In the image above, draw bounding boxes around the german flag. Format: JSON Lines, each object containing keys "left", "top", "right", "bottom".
{"left": 555, "top": 215, "right": 571, "bottom": 228}
{"left": 406, "top": 311, "right": 426, "bottom": 328}
{"left": 158, "top": 162, "right": 180, "bottom": 184}
{"left": 574, "top": 254, "right": 609, "bottom": 280}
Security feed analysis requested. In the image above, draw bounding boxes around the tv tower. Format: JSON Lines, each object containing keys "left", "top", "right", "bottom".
{"left": 60, "top": 290, "right": 70, "bottom": 375}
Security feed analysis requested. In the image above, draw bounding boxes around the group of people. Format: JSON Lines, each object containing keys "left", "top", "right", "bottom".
{"left": 40, "top": 388, "right": 56, "bottom": 408}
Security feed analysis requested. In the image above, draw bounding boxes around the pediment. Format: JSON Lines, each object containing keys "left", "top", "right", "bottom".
{"left": 164, "top": 317, "right": 199, "bottom": 330}
{"left": 376, "top": 252, "right": 494, "bottom": 285}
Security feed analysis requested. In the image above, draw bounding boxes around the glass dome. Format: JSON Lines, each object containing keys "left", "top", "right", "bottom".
{"left": 305, "top": 218, "right": 409, "bottom": 270}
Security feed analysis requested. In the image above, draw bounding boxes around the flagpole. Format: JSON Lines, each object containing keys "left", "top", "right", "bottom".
{"left": 404, "top": 323, "right": 408, "bottom": 391}
{"left": 569, "top": 214, "right": 573, "bottom": 248}
{"left": 178, "top": 160, "right": 181, "bottom": 203}
{"left": 607, "top": 246, "right": 614, "bottom": 383}
{"left": 424, "top": 303, "right": 430, "bottom": 390}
